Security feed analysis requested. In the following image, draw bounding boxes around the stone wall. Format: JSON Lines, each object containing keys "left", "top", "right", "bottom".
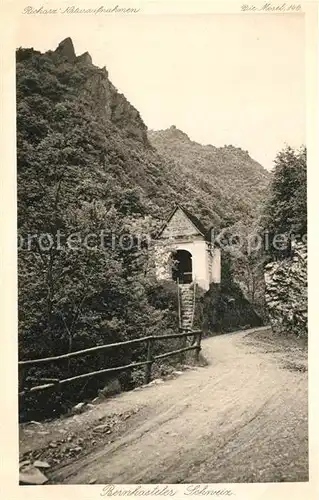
{"left": 264, "top": 242, "right": 307, "bottom": 337}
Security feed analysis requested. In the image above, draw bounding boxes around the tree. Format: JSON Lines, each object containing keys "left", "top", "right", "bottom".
{"left": 17, "top": 42, "right": 271, "bottom": 419}
{"left": 262, "top": 145, "right": 307, "bottom": 338}
{"left": 263, "top": 145, "right": 307, "bottom": 259}
{"left": 17, "top": 46, "right": 184, "bottom": 419}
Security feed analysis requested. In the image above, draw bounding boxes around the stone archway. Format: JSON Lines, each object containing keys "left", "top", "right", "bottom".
{"left": 171, "top": 249, "right": 193, "bottom": 284}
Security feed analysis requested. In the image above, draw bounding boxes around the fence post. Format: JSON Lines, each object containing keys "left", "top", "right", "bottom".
{"left": 177, "top": 278, "right": 182, "bottom": 330}
{"left": 194, "top": 331, "right": 202, "bottom": 362}
{"left": 18, "top": 366, "right": 27, "bottom": 417}
{"left": 144, "top": 338, "right": 153, "bottom": 384}
{"left": 18, "top": 366, "right": 28, "bottom": 393}
{"left": 179, "top": 330, "right": 187, "bottom": 364}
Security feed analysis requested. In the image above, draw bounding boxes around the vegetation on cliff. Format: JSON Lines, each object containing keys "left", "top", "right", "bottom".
{"left": 17, "top": 38, "right": 273, "bottom": 417}
{"left": 262, "top": 146, "right": 307, "bottom": 337}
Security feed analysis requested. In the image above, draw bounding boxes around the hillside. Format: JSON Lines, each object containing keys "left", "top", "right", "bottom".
{"left": 148, "top": 126, "right": 270, "bottom": 227}
{"left": 17, "top": 38, "right": 269, "bottom": 418}
{"left": 17, "top": 38, "right": 270, "bottom": 235}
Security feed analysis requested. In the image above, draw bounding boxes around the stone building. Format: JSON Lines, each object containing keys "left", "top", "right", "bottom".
{"left": 154, "top": 205, "right": 221, "bottom": 291}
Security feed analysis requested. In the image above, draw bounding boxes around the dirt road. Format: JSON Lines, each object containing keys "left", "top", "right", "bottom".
{"left": 21, "top": 328, "right": 308, "bottom": 484}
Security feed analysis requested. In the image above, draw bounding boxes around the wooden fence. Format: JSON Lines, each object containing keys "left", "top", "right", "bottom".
{"left": 18, "top": 330, "right": 202, "bottom": 397}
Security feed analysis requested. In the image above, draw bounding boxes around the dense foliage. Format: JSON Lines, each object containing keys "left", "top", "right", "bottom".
{"left": 195, "top": 255, "right": 263, "bottom": 335}
{"left": 17, "top": 40, "right": 271, "bottom": 419}
{"left": 262, "top": 145, "right": 307, "bottom": 258}
{"left": 148, "top": 127, "right": 270, "bottom": 228}
{"left": 262, "top": 146, "right": 307, "bottom": 338}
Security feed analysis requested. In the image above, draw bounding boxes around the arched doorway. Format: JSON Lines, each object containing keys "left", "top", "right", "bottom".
{"left": 171, "top": 249, "right": 193, "bottom": 284}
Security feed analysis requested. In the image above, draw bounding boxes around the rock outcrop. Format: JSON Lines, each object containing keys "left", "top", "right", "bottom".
{"left": 55, "top": 37, "right": 76, "bottom": 62}
{"left": 53, "top": 38, "right": 148, "bottom": 145}
{"left": 264, "top": 242, "right": 307, "bottom": 337}
{"left": 78, "top": 67, "right": 148, "bottom": 144}
{"left": 76, "top": 51, "right": 93, "bottom": 65}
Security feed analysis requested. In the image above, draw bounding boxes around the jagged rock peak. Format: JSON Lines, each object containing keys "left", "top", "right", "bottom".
{"left": 76, "top": 51, "right": 93, "bottom": 65}
{"left": 101, "top": 66, "right": 109, "bottom": 77}
{"left": 50, "top": 38, "right": 148, "bottom": 145}
{"left": 168, "top": 125, "right": 190, "bottom": 139}
{"left": 55, "top": 37, "right": 76, "bottom": 62}
{"left": 149, "top": 125, "right": 191, "bottom": 142}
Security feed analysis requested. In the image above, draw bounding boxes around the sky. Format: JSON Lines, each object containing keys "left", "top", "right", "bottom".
{"left": 16, "top": 13, "right": 305, "bottom": 170}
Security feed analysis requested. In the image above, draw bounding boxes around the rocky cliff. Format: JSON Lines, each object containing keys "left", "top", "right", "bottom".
{"left": 17, "top": 37, "right": 270, "bottom": 230}
{"left": 56, "top": 37, "right": 148, "bottom": 145}
{"left": 264, "top": 242, "right": 307, "bottom": 337}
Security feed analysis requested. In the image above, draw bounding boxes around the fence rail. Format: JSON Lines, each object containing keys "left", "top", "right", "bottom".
{"left": 19, "top": 330, "right": 202, "bottom": 397}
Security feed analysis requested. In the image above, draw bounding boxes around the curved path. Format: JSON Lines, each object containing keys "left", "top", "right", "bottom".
{"left": 47, "top": 328, "right": 307, "bottom": 484}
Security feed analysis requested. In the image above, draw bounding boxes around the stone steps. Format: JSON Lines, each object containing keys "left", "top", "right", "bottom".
{"left": 179, "top": 284, "right": 195, "bottom": 330}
